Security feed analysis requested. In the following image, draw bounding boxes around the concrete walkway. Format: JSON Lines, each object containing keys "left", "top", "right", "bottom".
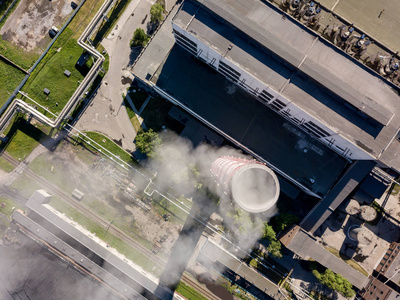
{"left": 76, "top": 0, "right": 156, "bottom": 153}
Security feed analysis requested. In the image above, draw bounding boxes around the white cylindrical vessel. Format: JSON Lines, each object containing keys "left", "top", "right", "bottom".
{"left": 211, "top": 156, "right": 280, "bottom": 213}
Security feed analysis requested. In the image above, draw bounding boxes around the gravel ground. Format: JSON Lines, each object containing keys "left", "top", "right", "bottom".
{"left": 0, "top": 0, "right": 74, "bottom": 52}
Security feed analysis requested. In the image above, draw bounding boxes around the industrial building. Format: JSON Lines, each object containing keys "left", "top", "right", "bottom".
{"left": 168, "top": 0, "right": 399, "bottom": 232}
{"left": 17, "top": 190, "right": 176, "bottom": 300}
{"left": 129, "top": 0, "right": 400, "bottom": 295}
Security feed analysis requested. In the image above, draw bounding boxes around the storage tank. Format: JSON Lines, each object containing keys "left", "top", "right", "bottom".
{"left": 345, "top": 199, "right": 360, "bottom": 215}
{"left": 360, "top": 205, "right": 377, "bottom": 222}
{"left": 348, "top": 226, "right": 373, "bottom": 245}
{"left": 211, "top": 156, "right": 280, "bottom": 213}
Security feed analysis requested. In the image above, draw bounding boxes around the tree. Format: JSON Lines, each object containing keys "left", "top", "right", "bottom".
{"left": 275, "top": 213, "right": 299, "bottom": 232}
{"left": 312, "top": 269, "right": 355, "bottom": 298}
{"left": 131, "top": 28, "right": 149, "bottom": 47}
{"left": 150, "top": 3, "right": 164, "bottom": 23}
{"left": 135, "top": 129, "right": 162, "bottom": 158}
{"left": 267, "top": 240, "right": 282, "bottom": 259}
{"left": 263, "top": 223, "right": 282, "bottom": 258}
{"left": 263, "top": 223, "right": 277, "bottom": 241}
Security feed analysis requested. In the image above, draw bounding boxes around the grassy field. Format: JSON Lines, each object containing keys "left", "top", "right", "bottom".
{"left": 123, "top": 95, "right": 142, "bottom": 132}
{"left": 0, "top": 59, "right": 25, "bottom": 107}
{"left": 19, "top": 0, "right": 106, "bottom": 113}
{"left": 28, "top": 154, "right": 78, "bottom": 194}
{"left": 0, "top": 39, "right": 38, "bottom": 71}
{"left": 175, "top": 282, "right": 208, "bottom": 300}
{"left": 0, "top": 157, "right": 15, "bottom": 173}
{"left": 1, "top": 116, "right": 48, "bottom": 161}
{"left": 83, "top": 131, "right": 135, "bottom": 164}
{"left": 0, "top": 0, "right": 37, "bottom": 70}
{"left": 21, "top": 29, "right": 89, "bottom": 113}
{"left": 0, "top": 197, "right": 23, "bottom": 217}
{"left": 27, "top": 141, "right": 154, "bottom": 250}
{"left": 9, "top": 173, "right": 43, "bottom": 198}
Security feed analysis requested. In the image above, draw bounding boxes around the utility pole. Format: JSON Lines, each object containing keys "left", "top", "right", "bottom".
{"left": 104, "top": 219, "right": 113, "bottom": 238}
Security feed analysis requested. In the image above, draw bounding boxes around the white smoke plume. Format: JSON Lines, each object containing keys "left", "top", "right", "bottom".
{"left": 147, "top": 131, "right": 278, "bottom": 255}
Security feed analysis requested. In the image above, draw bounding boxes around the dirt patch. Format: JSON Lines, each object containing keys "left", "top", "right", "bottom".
{"left": 0, "top": 0, "right": 74, "bottom": 52}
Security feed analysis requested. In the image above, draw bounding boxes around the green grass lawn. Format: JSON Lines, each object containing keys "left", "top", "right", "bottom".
{"left": 83, "top": 131, "right": 136, "bottom": 165}
{"left": 1, "top": 116, "right": 48, "bottom": 161}
{"left": 0, "top": 0, "right": 38, "bottom": 70}
{"left": 175, "top": 282, "right": 208, "bottom": 300}
{"left": 9, "top": 173, "right": 44, "bottom": 198}
{"left": 28, "top": 154, "right": 78, "bottom": 195}
{"left": 0, "top": 59, "right": 26, "bottom": 107}
{"left": 0, "top": 197, "right": 23, "bottom": 217}
{"left": 21, "top": 35, "right": 88, "bottom": 113}
{"left": 1, "top": 0, "right": 102, "bottom": 70}
{"left": 0, "top": 157, "right": 15, "bottom": 173}
{"left": 0, "top": 39, "right": 38, "bottom": 71}
{"left": 123, "top": 96, "right": 142, "bottom": 132}
{"left": 16, "top": 0, "right": 106, "bottom": 112}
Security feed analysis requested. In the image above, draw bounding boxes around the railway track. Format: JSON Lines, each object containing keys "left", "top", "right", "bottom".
{"left": 180, "top": 275, "right": 220, "bottom": 300}
{"left": 2, "top": 152, "right": 220, "bottom": 300}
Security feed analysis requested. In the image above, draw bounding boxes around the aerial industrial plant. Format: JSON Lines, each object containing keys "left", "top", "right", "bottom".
{"left": 1, "top": 0, "right": 400, "bottom": 299}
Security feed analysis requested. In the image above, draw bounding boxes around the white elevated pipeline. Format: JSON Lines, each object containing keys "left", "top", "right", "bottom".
{"left": 0, "top": 0, "right": 119, "bottom": 132}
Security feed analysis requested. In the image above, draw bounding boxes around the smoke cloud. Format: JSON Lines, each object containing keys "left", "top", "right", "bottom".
{"left": 147, "top": 131, "right": 278, "bottom": 254}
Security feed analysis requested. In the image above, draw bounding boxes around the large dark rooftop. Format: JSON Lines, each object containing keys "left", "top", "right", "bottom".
{"left": 173, "top": 0, "right": 400, "bottom": 171}
{"left": 152, "top": 45, "right": 348, "bottom": 196}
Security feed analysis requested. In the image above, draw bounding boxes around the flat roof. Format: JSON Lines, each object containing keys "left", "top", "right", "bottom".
{"left": 152, "top": 45, "right": 348, "bottom": 196}
{"left": 12, "top": 211, "right": 141, "bottom": 300}
{"left": 26, "top": 190, "right": 175, "bottom": 300}
{"left": 199, "top": 239, "right": 280, "bottom": 296}
{"left": 173, "top": 0, "right": 400, "bottom": 169}
{"left": 286, "top": 228, "right": 369, "bottom": 289}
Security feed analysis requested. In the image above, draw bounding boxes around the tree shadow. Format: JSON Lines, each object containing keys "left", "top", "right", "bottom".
{"left": 146, "top": 22, "right": 158, "bottom": 36}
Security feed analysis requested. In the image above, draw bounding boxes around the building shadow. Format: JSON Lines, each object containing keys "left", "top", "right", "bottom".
{"left": 158, "top": 199, "right": 213, "bottom": 291}
{"left": 0, "top": 116, "right": 55, "bottom": 156}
